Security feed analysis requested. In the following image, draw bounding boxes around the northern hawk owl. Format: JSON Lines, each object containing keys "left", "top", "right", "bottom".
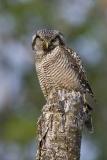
{"left": 32, "top": 29, "right": 94, "bottom": 132}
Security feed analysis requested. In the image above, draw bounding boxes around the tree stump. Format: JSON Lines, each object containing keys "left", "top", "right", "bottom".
{"left": 36, "top": 90, "right": 85, "bottom": 160}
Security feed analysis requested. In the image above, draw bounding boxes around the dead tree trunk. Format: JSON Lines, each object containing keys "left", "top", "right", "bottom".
{"left": 36, "top": 90, "right": 85, "bottom": 160}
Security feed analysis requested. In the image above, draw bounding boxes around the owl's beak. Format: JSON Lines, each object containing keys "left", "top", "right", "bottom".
{"left": 44, "top": 41, "right": 49, "bottom": 49}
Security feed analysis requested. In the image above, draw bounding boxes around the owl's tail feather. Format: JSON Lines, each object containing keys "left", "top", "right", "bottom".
{"left": 84, "top": 103, "right": 94, "bottom": 133}
{"left": 85, "top": 116, "right": 93, "bottom": 133}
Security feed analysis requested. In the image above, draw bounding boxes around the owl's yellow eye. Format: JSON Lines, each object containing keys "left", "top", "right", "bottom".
{"left": 50, "top": 35, "right": 64, "bottom": 47}
{"left": 51, "top": 35, "right": 60, "bottom": 43}
{"left": 36, "top": 35, "right": 44, "bottom": 42}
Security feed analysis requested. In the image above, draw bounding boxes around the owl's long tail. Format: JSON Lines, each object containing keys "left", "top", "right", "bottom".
{"left": 83, "top": 94, "right": 93, "bottom": 133}
{"left": 84, "top": 103, "right": 93, "bottom": 133}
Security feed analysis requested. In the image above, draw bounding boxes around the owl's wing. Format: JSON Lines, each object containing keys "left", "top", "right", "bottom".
{"left": 64, "top": 47, "right": 94, "bottom": 97}
{"left": 64, "top": 47, "right": 94, "bottom": 132}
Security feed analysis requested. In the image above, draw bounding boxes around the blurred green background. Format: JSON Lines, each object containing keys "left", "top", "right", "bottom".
{"left": 0, "top": 0, "right": 107, "bottom": 160}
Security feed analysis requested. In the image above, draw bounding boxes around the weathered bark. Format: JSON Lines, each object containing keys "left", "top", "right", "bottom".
{"left": 36, "top": 90, "right": 85, "bottom": 160}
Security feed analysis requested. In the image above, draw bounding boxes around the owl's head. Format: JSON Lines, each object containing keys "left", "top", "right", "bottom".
{"left": 32, "top": 29, "right": 65, "bottom": 52}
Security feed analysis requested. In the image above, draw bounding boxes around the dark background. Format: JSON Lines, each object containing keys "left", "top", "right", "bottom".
{"left": 0, "top": 0, "right": 107, "bottom": 160}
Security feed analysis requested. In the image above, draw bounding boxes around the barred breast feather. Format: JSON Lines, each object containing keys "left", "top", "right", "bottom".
{"left": 35, "top": 46, "right": 82, "bottom": 98}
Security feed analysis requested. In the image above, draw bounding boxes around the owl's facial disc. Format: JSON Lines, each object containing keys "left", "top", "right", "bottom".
{"left": 32, "top": 29, "right": 65, "bottom": 52}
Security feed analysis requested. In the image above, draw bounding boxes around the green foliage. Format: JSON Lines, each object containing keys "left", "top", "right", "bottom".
{"left": 2, "top": 115, "right": 35, "bottom": 144}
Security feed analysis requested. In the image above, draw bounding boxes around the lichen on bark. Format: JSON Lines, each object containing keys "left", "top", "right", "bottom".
{"left": 36, "top": 90, "right": 85, "bottom": 160}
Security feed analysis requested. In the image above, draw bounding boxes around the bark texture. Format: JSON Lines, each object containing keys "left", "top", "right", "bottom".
{"left": 36, "top": 90, "right": 85, "bottom": 160}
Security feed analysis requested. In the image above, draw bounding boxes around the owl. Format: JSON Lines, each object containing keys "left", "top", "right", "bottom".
{"left": 32, "top": 29, "right": 94, "bottom": 132}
